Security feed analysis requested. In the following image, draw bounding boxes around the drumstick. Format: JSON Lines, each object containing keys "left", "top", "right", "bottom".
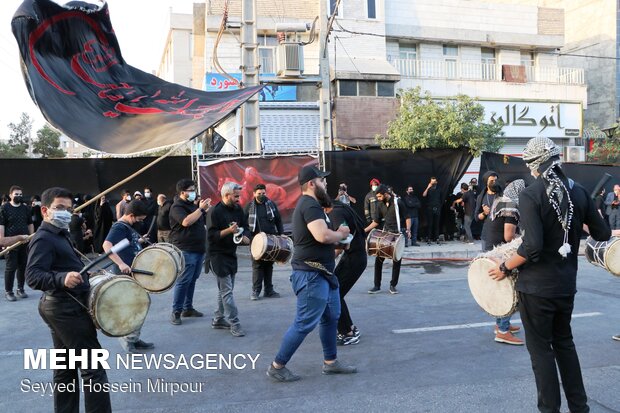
{"left": 79, "top": 239, "right": 130, "bottom": 276}
{"left": 132, "top": 269, "right": 155, "bottom": 276}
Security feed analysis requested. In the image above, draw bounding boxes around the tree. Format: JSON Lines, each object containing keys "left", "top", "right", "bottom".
{"left": 376, "top": 87, "right": 505, "bottom": 157}
{"left": 585, "top": 122, "right": 620, "bottom": 164}
{"left": 1, "top": 112, "right": 33, "bottom": 158}
{"left": 33, "top": 124, "right": 65, "bottom": 158}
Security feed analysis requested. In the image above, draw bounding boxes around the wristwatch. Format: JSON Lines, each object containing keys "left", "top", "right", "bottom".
{"left": 499, "top": 262, "right": 510, "bottom": 275}
{"left": 199, "top": 207, "right": 206, "bottom": 214}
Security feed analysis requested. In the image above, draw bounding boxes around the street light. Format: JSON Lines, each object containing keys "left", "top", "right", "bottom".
{"left": 601, "top": 124, "right": 618, "bottom": 139}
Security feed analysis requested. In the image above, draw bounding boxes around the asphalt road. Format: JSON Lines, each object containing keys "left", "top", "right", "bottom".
{"left": 1, "top": 249, "right": 619, "bottom": 413}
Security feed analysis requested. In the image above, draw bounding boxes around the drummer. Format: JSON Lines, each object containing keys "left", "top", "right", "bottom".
{"left": 244, "top": 183, "right": 284, "bottom": 300}
{"left": 25, "top": 187, "right": 112, "bottom": 413}
{"left": 364, "top": 184, "right": 410, "bottom": 294}
{"left": 102, "top": 200, "right": 154, "bottom": 353}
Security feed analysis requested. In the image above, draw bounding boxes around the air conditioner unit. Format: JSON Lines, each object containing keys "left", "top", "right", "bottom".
{"left": 563, "top": 145, "right": 585, "bottom": 162}
{"left": 277, "top": 43, "right": 304, "bottom": 77}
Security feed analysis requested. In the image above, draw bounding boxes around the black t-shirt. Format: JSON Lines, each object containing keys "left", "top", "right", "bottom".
{"left": 462, "top": 190, "right": 476, "bottom": 217}
{"left": 425, "top": 185, "right": 442, "bottom": 208}
{"left": 374, "top": 198, "right": 408, "bottom": 233}
{"left": 291, "top": 195, "right": 335, "bottom": 273}
{"left": 169, "top": 198, "right": 206, "bottom": 253}
{"left": 105, "top": 221, "right": 142, "bottom": 266}
{"left": 157, "top": 200, "right": 173, "bottom": 230}
{"left": 206, "top": 201, "right": 249, "bottom": 276}
{"left": 0, "top": 203, "right": 32, "bottom": 236}
{"left": 482, "top": 216, "right": 518, "bottom": 251}
{"left": 327, "top": 203, "right": 365, "bottom": 255}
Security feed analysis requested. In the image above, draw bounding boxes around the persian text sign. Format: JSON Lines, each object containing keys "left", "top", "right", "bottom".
{"left": 481, "top": 101, "right": 582, "bottom": 138}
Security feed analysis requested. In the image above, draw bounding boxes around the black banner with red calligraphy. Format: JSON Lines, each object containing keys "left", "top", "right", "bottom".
{"left": 11, "top": 0, "right": 261, "bottom": 154}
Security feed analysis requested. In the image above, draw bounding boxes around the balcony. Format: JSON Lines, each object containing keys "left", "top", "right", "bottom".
{"left": 390, "top": 59, "right": 585, "bottom": 85}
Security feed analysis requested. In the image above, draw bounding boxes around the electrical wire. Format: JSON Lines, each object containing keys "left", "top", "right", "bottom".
{"left": 212, "top": 0, "right": 238, "bottom": 85}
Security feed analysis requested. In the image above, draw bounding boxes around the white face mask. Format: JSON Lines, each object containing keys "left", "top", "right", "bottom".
{"left": 371, "top": 185, "right": 378, "bottom": 192}
{"left": 187, "top": 191, "right": 197, "bottom": 202}
{"left": 144, "top": 192, "right": 151, "bottom": 198}
{"left": 50, "top": 210, "right": 72, "bottom": 229}
{"left": 125, "top": 195, "right": 131, "bottom": 201}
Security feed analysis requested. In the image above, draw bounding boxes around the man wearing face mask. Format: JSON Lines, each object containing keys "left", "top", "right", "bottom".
{"left": 403, "top": 185, "right": 421, "bottom": 247}
{"left": 244, "top": 183, "right": 284, "bottom": 300}
{"left": 169, "top": 179, "right": 210, "bottom": 326}
{"left": 365, "top": 185, "right": 410, "bottom": 294}
{"left": 115, "top": 189, "right": 132, "bottom": 221}
{"left": 103, "top": 200, "right": 154, "bottom": 353}
{"left": 142, "top": 187, "right": 158, "bottom": 244}
{"left": 364, "top": 178, "right": 381, "bottom": 225}
{"left": 93, "top": 195, "right": 114, "bottom": 253}
{"left": 0, "top": 185, "right": 34, "bottom": 301}
{"left": 475, "top": 171, "right": 500, "bottom": 251}
{"left": 206, "top": 182, "right": 250, "bottom": 337}
{"left": 423, "top": 177, "right": 442, "bottom": 244}
{"left": 26, "top": 187, "right": 112, "bottom": 413}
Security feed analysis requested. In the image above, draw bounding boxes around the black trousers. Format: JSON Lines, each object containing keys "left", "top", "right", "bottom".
{"left": 4, "top": 243, "right": 27, "bottom": 292}
{"left": 518, "top": 292, "right": 589, "bottom": 413}
{"left": 426, "top": 208, "right": 441, "bottom": 241}
{"left": 38, "top": 295, "right": 112, "bottom": 413}
{"left": 251, "top": 258, "right": 274, "bottom": 294}
{"left": 374, "top": 256, "right": 401, "bottom": 288}
{"left": 335, "top": 251, "right": 367, "bottom": 335}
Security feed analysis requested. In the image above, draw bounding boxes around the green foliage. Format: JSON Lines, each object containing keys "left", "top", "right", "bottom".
{"left": 1, "top": 112, "right": 33, "bottom": 158}
{"left": 33, "top": 124, "right": 65, "bottom": 158}
{"left": 376, "top": 87, "right": 505, "bottom": 157}
{"left": 587, "top": 123, "right": 620, "bottom": 164}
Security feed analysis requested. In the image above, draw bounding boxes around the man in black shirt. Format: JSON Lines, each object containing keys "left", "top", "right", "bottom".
{"left": 244, "top": 183, "right": 284, "bottom": 300}
{"left": 267, "top": 166, "right": 355, "bottom": 382}
{"left": 169, "top": 179, "right": 210, "bottom": 325}
{"left": 156, "top": 194, "right": 173, "bottom": 242}
{"left": 0, "top": 185, "right": 34, "bottom": 301}
{"left": 326, "top": 200, "right": 367, "bottom": 345}
{"left": 403, "top": 185, "right": 421, "bottom": 246}
{"left": 206, "top": 182, "right": 250, "bottom": 337}
{"left": 422, "top": 177, "right": 441, "bottom": 244}
{"left": 26, "top": 187, "right": 112, "bottom": 413}
{"left": 363, "top": 178, "right": 381, "bottom": 225}
{"left": 475, "top": 171, "right": 499, "bottom": 251}
{"left": 454, "top": 183, "right": 476, "bottom": 244}
{"left": 489, "top": 138, "right": 610, "bottom": 413}
{"left": 365, "top": 185, "right": 410, "bottom": 294}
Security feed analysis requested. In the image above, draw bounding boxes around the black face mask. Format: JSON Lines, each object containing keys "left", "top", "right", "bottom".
{"left": 257, "top": 195, "right": 267, "bottom": 203}
{"left": 489, "top": 183, "right": 502, "bottom": 194}
{"left": 12, "top": 196, "right": 23, "bottom": 204}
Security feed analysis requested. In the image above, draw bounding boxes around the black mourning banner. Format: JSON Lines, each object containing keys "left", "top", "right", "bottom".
{"left": 12, "top": 0, "right": 261, "bottom": 154}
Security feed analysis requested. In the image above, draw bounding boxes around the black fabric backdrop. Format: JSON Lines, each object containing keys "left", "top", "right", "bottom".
{"left": 479, "top": 151, "right": 620, "bottom": 196}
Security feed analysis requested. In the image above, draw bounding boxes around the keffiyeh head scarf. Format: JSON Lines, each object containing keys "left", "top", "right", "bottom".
{"left": 522, "top": 137, "right": 574, "bottom": 258}
{"left": 490, "top": 179, "right": 526, "bottom": 221}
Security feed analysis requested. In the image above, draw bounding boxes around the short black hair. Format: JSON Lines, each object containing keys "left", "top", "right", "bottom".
{"left": 461, "top": 183, "right": 469, "bottom": 190}
{"left": 41, "top": 187, "right": 73, "bottom": 207}
{"left": 176, "top": 179, "right": 196, "bottom": 193}
{"left": 254, "top": 183, "right": 266, "bottom": 192}
{"left": 125, "top": 200, "right": 148, "bottom": 217}
{"left": 375, "top": 184, "right": 390, "bottom": 195}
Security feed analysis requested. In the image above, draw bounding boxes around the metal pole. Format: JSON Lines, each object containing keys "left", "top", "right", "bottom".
{"left": 241, "top": 0, "right": 260, "bottom": 153}
{"left": 319, "top": 0, "right": 333, "bottom": 151}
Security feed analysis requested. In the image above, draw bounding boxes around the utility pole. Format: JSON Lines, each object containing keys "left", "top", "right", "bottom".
{"left": 240, "top": 0, "right": 261, "bottom": 153}
{"left": 319, "top": 0, "right": 333, "bottom": 152}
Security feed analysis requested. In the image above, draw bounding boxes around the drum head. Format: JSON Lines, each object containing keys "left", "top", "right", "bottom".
{"left": 132, "top": 246, "right": 178, "bottom": 293}
{"left": 250, "top": 233, "right": 268, "bottom": 260}
{"left": 604, "top": 238, "right": 620, "bottom": 277}
{"left": 393, "top": 234, "right": 405, "bottom": 261}
{"left": 467, "top": 258, "right": 517, "bottom": 318}
{"left": 156, "top": 243, "right": 185, "bottom": 275}
{"left": 91, "top": 276, "right": 151, "bottom": 337}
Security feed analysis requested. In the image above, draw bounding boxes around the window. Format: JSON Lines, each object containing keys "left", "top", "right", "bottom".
{"left": 481, "top": 47, "right": 496, "bottom": 80}
{"left": 520, "top": 51, "right": 534, "bottom": 66}
{"left": 399, "top": 44, "right": 417, "bottom": 60}
{"left": 443, "top": 44, "right": 458, "bottom": 57}
{"left": 339, "top": 80, "right": 357, "bottom": 96}
{"left": 329, "top": 0, "right": 343, "bottom": 16}
{"left": 259, "top": 47, "right": 275, "bottom": 74}
{"left": 377, "top": 82, "right": 395, "bottom": 97}
{"left": 358, "top": 81, "right": 376, "bottom": 96}
{"left": 367, "top": 0, "right": 376, "bottom": 19}
{"left": 443, "top": 44, "right": 458, "bottom": 78}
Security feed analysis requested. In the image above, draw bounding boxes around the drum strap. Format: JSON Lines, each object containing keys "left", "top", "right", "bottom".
{"left": 64, "top": 291, "right": 91, "bottom": 313}
{"left": 393, "top": 196, "right": 401, "bottom": 232}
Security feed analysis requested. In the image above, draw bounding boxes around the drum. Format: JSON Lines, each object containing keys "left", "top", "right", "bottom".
{"left": 366, "top": 229, "right": 405, "bottom": 261}
{"left": 250, "top": 233, "right": 294, "bottom": 264}
{"left": 584, "top": 236, "right": 620, "bottom": 277}
{"left": 467, "top": 257, "right": 518, "bottom": 318}
{"left": 88, "top": 271, "right": 151, "bottom": 337}
{"left": 131, "top": 243, "right": 184, "bottom": 293}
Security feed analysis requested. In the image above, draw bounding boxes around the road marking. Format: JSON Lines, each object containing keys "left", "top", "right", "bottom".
{"left": 392, "top": 312, "right": 603, "bottom": 334}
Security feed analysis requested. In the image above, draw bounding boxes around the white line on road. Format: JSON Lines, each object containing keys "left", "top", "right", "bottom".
{"left": 392, "top": 312, "right": 603, "bottom": 334}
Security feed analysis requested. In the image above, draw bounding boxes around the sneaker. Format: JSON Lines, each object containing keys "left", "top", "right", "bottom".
{"left": 322, "top": 360, "right": 357, "bottom": 375}
{"left": 211, "top": 318, "right": 231, "bottom": 329}
{"left": 264, "top": 290, "right": 280, "bottom": 298}
{"left": 336, "top": 334, "right": 360, "bottom": 346}
{"left": 494, "top": 325, "right": 521, "bottom": 335}
{"left": 170, "top": 311, "right": 182, "bottom": 325}
{"left": 368, "top": 286, "right": 381, "bottom": 294}
{"left": 181, "top": 308, "right": 203, "bottom": 317}
{"left": 133, "top": 340, "right": 155, "bottom": 350}
{"left": 411, "top": 242, "right": 420, "bottom": 247}
{"left": 612, "top": 334, "right": 620, "bottom": 341}
{"left": 16, "top": 289, "right": 28, "bottom": 299}
{"left": 267, "top": 364, "right": 300, "bottom": 382}
{"left": 389, "top": 286, "right": 399, "bottom": 294}
{"left": 5, "top": 292, "right": 16, "bottom": 302}
{"left": 494, "top": 331, "right": 524, "bottom": 345}
{"left": 250, "top": 291, "right": 260, "bottom": 301}
{"left": 230, "top": 324, "right": 246, "bottom": 337}
{"left": 351, "top": 326, "right": 361, "bottom": 338}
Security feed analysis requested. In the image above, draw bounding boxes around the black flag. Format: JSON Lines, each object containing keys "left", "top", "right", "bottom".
{"left": 12, "top": 0, "right": 262, "bottom": 154}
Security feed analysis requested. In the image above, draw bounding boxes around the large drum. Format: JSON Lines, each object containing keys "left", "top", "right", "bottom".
{"left": 88, "top": 271, "right": 151, "bottom": 337}
{"left": 251, "top": 233, "right": 293, "bottom": 264}
{"left": 584, "top": 236, "right": 620, "bottom": 277}
{"left": 366, "top": 229, "right": 405, "bottom": 261}
{"left": 131, "top": 243, "right": 184, "bottom": 293}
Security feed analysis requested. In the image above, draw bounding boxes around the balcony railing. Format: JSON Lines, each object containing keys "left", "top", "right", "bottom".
{"left": 391, "top": 59, "right": 585, "bottom": 85}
